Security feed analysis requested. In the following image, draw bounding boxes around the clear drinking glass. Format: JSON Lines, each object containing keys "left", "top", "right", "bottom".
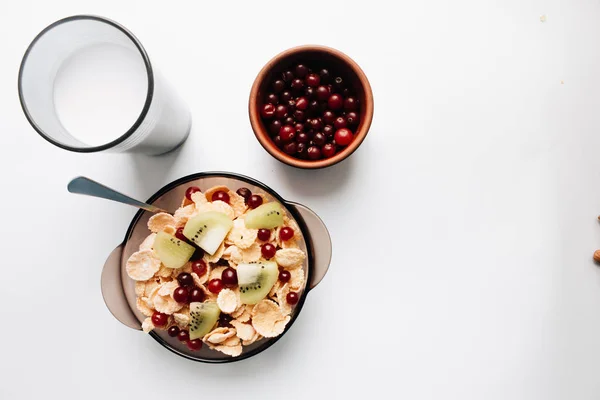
{"left": 18, "top": 15, "right": 192, "bottom": 155}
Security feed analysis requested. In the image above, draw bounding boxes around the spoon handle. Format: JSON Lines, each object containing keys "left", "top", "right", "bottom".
{"left": 67, "top": 176, "right": 167, "bottom": 214}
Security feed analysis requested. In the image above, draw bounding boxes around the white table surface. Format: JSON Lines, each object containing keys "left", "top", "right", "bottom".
{"left": 2, "top": 0, "right": 600, "bottom": 399}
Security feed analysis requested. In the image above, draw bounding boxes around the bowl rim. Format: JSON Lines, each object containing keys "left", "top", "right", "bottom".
{"left": 120, "top": 171, "right": 313, "bottom": 363}
{"left": 249, "top": 44, "right": 374, "bottom": 169}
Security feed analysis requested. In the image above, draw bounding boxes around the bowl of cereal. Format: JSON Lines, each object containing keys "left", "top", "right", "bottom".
{"left": 101, "top": 172, "right": 331, "bottom": 362}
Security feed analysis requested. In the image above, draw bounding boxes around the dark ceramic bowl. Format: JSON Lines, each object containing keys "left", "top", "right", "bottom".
{"left": 249, "top": 45, "right": 374, "bottom": 169}
{"left": 101, "top": 172, "right": 331, "bottom": 363}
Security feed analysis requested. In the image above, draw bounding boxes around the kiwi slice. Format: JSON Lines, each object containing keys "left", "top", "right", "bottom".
{"left": 189, "top": 302, "right": 220, "bottom": 340}
{"left": 238, "top": 261, "right": 279, "bottom": 305}
{"left": 153, "top": 231, "right": 195, "bottom": 269}
{"left": 244, "top": 203, "right": 284, "bottom": 229}
{"left": 183, "top": 211, "right": 233, "bottom": 255}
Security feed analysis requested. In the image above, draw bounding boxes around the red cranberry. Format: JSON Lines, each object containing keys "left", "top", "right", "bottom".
{"left": 291, "top": 79, "right": 304, "bottom": 91}
{"left": 283, "top": 142, "right": 297, "bottom": 155}
{"left": 313, "top": 132, "right": 326, "bottom": 146}
{"left": 247, "top": 194, "right": 263, "bottom": 209}
{"left": 296, "top": 97, "right": 309, "bottom": 110}
{"left": 306, "top": 73, "right": 320, "bottom": 87}
{"left": 344, "top": 97, "right": 358, "bottom": 110}
{"left": 286, "top": 292, "right": 299, "bottom": 305}
{"left": 328, "top": 94, "right": 343, "bottom": 110}
{"left": 273, "top": 80, "right": 286, "bottom": 93}
{"left": 297, "top": 132, "right": 309, "bottom": 143}
{"left": 279, "top": 270, "right": 291, "bottom": 282}
{"left": 322, "top": 143, "right": 337, "bottom": 158}
{"left": 177, "top": 272, "right": 193, "bottom": 287}
{"left": 307, "top": 146, "right": 322, "bottom": 160}
{"left": 323, "top": 125, "right": 334, "bottom": 137}
{"left": 186, "top": 339, "right": 202, "bottom": 351}
{"left": 177, "top": 330, "right": 189, "bottom": 342}
{"left": 257, "top": 229, "right": 271, "bottom": 241}
{"left": 168, "top": 326, "right": 180, "bottom": 337}
{"left": 152, "top": 312, "right": 168, "bottom": 326}
{"left": 293, "top": 109, "right": 306, "bottom": 122}
{"left": 222, "top": 267, "right": 238, "bottom": 286}
{"left": 185, "top": 186, "right": 201, "bottom": 201}
{"left": 212, "top": 190, "right": 230, "bottom": 204}
{"left": 305, "top": 86, "right": 317, "bottom": 99}
{"left": 346, "top": 112, "right": 359, "bottom": 126}
{"left": 261, "top": 243, "right": 276, "bottom": 259}
{"left": 175, "top": 227, "right": 188, "bottom": 242}
{"left": 273, "top": 135, "right": 283, "bottom": 148}
{"left": 275, "top": 105, "right": 288, "bottom": 119}
{"left": 282, "top": 70, "right": 294, "bottom": 82}
{"left": 192, "top": 260, "right": 207, "bottom": 276}
{"left": 308, "top": 100, "right": 320, "bottom": 114}
{"left": 279, "top": 125, "right": 296, "bottom": 143}
{"left": 342, "top": 88, "right": 351, "bottom": 97}
{"left": 279, "top": 227, "right": 295, "bottom": 241}
{"left": 334, "top": 128, "right": 354, "bottom": 146}
{"left": 189, "top": 287, "right": 205, "bottom": 302}
{"left": 208, "top": 279, "right": 224, "bottom": 294}
{"left": 334, "top": 116, "right": 347, "bottom": 129}
{"left": 333, "top": 76, "right": 344, "bottom": 91}
{"left": 269, "top": 120, "right": 282, "bottom": 136}
{"left": 295, "top": 64, "right": 308, "bottom": 78}
{"left": 283, "top": 116, "right": 295, "bottom": 125}
{"left": 296, "top": 142, "right": 307, "bottom": 158}
{"left": 316, "top": 86, "right": 330, "bottom": 101}
{"left": 319, "top": 69, "right": 331, "bottom": 83}
{"left": 280, "top": 91, "right": 292, "bottom": 102}
{"left": 261, "top": 104, "right": 276, "bottom": 119}
{"left": 293, "top": 123, "right": 304, "bottom": 133}
{"left": 286, "top": 99, "right": 296, "bottom": 112}
{"left": 309, "top": 118, "right": 322, "bottom": 131}
{"left": 173, "top": 286, "right": 189, "bottom": 303}
{"left": 236, "top": 187, "right": 252, "bottom": 202}
{"left": 323, "top": 110, "right": 336, "bottom": 124}
{"left": 266, "top": 93, "right": 279, "bottom": 104}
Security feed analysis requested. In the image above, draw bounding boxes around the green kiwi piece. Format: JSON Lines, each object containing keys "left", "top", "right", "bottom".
{"left": 153, "top": 231, "right": 195, "bottom": 269}
{"left": 244, "top": 203, "right": 284, "bottom": 229}
{"left": 183, "top": 211, "right": 233, "bottom": 255}
{"left": 238, "top": 261, "right": 279, "bottom": 305}
{"left": 189, "top": 302, "right": 220, "bottom": 340}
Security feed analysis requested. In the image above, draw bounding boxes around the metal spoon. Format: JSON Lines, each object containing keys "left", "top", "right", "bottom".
{"left": 67, "top": 176, "right": 168, "bottom": 213}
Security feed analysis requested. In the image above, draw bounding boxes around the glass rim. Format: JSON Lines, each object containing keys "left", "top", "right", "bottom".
{"left": 17, "top": 14, "right": 155, "bottom": 153}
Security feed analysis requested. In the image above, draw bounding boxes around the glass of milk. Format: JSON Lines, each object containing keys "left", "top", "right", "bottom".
{"left": 18, "top": 15, "right": 192, "bottom": 155}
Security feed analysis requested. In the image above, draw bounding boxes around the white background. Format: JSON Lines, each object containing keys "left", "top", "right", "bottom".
{"left": 1, "top": 0, "right": 600, "bottom": 399}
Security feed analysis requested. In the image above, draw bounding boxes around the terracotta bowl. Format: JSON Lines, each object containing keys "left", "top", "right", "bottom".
{"left": 249, "top": 45, "right": 374, "bottom": 169}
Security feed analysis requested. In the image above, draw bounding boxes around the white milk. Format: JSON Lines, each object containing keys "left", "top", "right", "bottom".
{"left": 53, "top": 43, "right": 148, "bottom": 146}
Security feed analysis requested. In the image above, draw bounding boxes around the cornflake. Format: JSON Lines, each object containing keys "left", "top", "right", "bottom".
{"left": 142, "top": 317, "right": 155, "bottom": 333}
{"left": 190, "top": 191, "right": 208, "bottom": 206}
{"left": 217, "top": 288, "right": 238, "bottom": 313}
{"left": 173, "top": 204, "right": 196, "bottom": 227}
{"left": 251, "top": 299, "right": 290, "bottom": 338}
{"left": 229, "top": 191, "right": 247, "bottom": 217}
{"left": 289, "top": 268, "right": 305, "bottom": 291}
{"left": 275, "top": 248, "right": 305, "bottom": 269}
{"left": 204, "top": 242, "right": 225, "bottom": 263}
{"left": 173, "top": 313, "right": 190, "bottom": 328}
{"left": 126, "top": 250, "right": 161, "bottom": 281}
{"left": 230, "top": 320, "right": 256, "bottom": 341}
{"left": 276, "top": 284, "right": 292, "bottom": 316}
{"left": 139, "top": 233, "right": 156, "bottom": 251}
{"left": 147, "top": 213, "right": 176, "bottom": 233}
{"left": 136, "top": 297, "right": 154, "bottom": 317}
{"left": 227, "top": 219, "right": 257, "bottom": 249}
{"left": 241, "top": 243, "right": 261, "bottom": 263}
{"left": 209, "top": 266, "right": 227, "bottom": 282}
{"left": 204, "top": 327, "right": 237, "bottom": 344}
{"left": 222, "top": 245, "right": 243, "bottom": 266}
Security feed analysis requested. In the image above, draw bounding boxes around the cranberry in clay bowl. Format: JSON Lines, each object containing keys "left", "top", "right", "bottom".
{"left": 101, "top": 172, "right": 331, "bottom": 363}
{"left": 249, "top": 45, "right": 374, "bottom": 169}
